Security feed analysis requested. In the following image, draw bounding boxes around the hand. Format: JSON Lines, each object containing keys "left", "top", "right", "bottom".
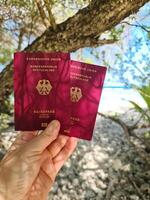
{"left": 0, "top": 120, "right": 77, "bottom": 200}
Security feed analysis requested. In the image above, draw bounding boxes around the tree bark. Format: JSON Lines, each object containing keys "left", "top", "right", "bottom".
{"left": 0, "top": 0, "right": 149, "bottom": 112}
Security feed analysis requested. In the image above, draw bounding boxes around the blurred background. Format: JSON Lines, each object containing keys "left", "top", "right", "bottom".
{"left": 0, "top": 1, "right": 150, "bottom": 199}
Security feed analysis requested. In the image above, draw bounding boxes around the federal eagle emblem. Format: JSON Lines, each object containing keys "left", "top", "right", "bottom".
{"left": 36, "top": 79, "right": 52, "bottom": 95}
{"left": 70, "top": 87, "right": 82, "bottom": 102}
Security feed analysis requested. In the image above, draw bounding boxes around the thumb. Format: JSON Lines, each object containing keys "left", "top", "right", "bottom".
{"left": 23, "top": 120, "right": 60, "bottom": 154}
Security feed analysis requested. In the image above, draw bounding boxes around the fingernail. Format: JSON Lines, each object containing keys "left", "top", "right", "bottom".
{"left": 50, "top": 120, "right": 60, "bottom": 130}
{"left": 44, "top": 120, "right": 60, "bottom": 136}
{"left": 70, "top": 137, "right": 78, "bottom": 145}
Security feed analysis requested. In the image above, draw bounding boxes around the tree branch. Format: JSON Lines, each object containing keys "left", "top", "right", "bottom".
{"left": 25, "top": 0, "right": 149, "bottom": 52}
{"left": 35, "top": 0, "right": 49, "bottom": 28}
{"left": 0, "top": 0, "right": 149, "bottom": 110}
{"left": 98, "top": 112, "right": 150, "bottom": 165}
{"left": 89, "top": 38, "right": 118, "bottom": 47}
{"left": 127, "top": 174, "right": 145, "bottom": 200}
{"left": 43, "top": 0, "right": 56, "bottom": 30}
{"left": 17, "top": 28, "right": 24, "bottom": 51}
{"left": 121, "top": 21, "right": 150, "bottom": 33}
{"left": 65, "top": 38, "right": 118, "bottom": 50}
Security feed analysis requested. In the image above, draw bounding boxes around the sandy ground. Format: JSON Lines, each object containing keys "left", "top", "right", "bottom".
{"left": 0, "top": 110, "right": 150, "bottom": 200}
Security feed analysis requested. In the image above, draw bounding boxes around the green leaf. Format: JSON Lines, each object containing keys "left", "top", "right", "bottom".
{"left": 137, "top": 85, "right": 150, "bottom": 109}
{"left": 129, "top": 100, "right": 150, "bottom": 122}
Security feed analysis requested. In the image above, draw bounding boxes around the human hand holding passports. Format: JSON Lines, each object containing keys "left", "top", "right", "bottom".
{"left": 14, "top": 52, "right": 107, "bottom": 140}
{"left": 0, "top": 120, "right": 77, "bottom": 200}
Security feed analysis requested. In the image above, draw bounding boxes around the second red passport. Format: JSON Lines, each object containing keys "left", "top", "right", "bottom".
{"left": 14, "top": 52, "right": 70, "bottom": 132}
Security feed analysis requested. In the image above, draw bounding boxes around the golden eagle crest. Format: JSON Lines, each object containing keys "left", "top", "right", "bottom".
{"left": 70, "top": 87, "right": 82, "bottom": 102}
{"left": 36, "top": 79, "right": 52, "bottom": 95}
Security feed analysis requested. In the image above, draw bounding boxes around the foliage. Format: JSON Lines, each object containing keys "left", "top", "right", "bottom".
{"left": 0, "top": 98, "right": 13, "bottom": 115}
{"left": 109, "top": 26, "right": 125, "bottom": 41}
{"left": 85, "top": 4, "right": 150, "bottom": 87}
{"left": 0, "top": 44, "right": 14, "bottom": 65}
{"left": 0, "top": 1, "right": 150, "bottom": 114}
{"left": 130, "top": 83, "right": 150, "bottom": 123}
{"left": 0, "top": 0, "right": 89, "bottom": 48}
{"left": 0, "top": 0, "right": 90, "bottom": 66}
{"left": 0, "top": 113, "right": 9, "bottom": 133}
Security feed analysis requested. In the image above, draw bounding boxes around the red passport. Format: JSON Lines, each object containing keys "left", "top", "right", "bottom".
{"left": 14, "top": 52, "right": 70, "bottom": 132}
{"left": 14, "top": 52, "right": 106, "bottom": 140}
{"left": 63, "top": 61, "right": 106, "bottom": 140}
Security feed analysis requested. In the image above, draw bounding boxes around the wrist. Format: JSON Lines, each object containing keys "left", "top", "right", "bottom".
{"left": 0, "top": 193, "right": 5, "bottom": 200}
{"left": 0, "top": 181, "right": 5, "bottom": 200}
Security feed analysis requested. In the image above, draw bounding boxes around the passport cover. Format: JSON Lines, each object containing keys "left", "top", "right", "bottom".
{"left": 63, "top": 61, "right": 107, "bottom": 140}
{"left": 14, "top": 52, "right": 70, "bottom": 132}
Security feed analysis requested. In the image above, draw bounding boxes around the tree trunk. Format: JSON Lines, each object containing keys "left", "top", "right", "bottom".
{"left": 0, "top": 0, "right": 149, "bottom": 112}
